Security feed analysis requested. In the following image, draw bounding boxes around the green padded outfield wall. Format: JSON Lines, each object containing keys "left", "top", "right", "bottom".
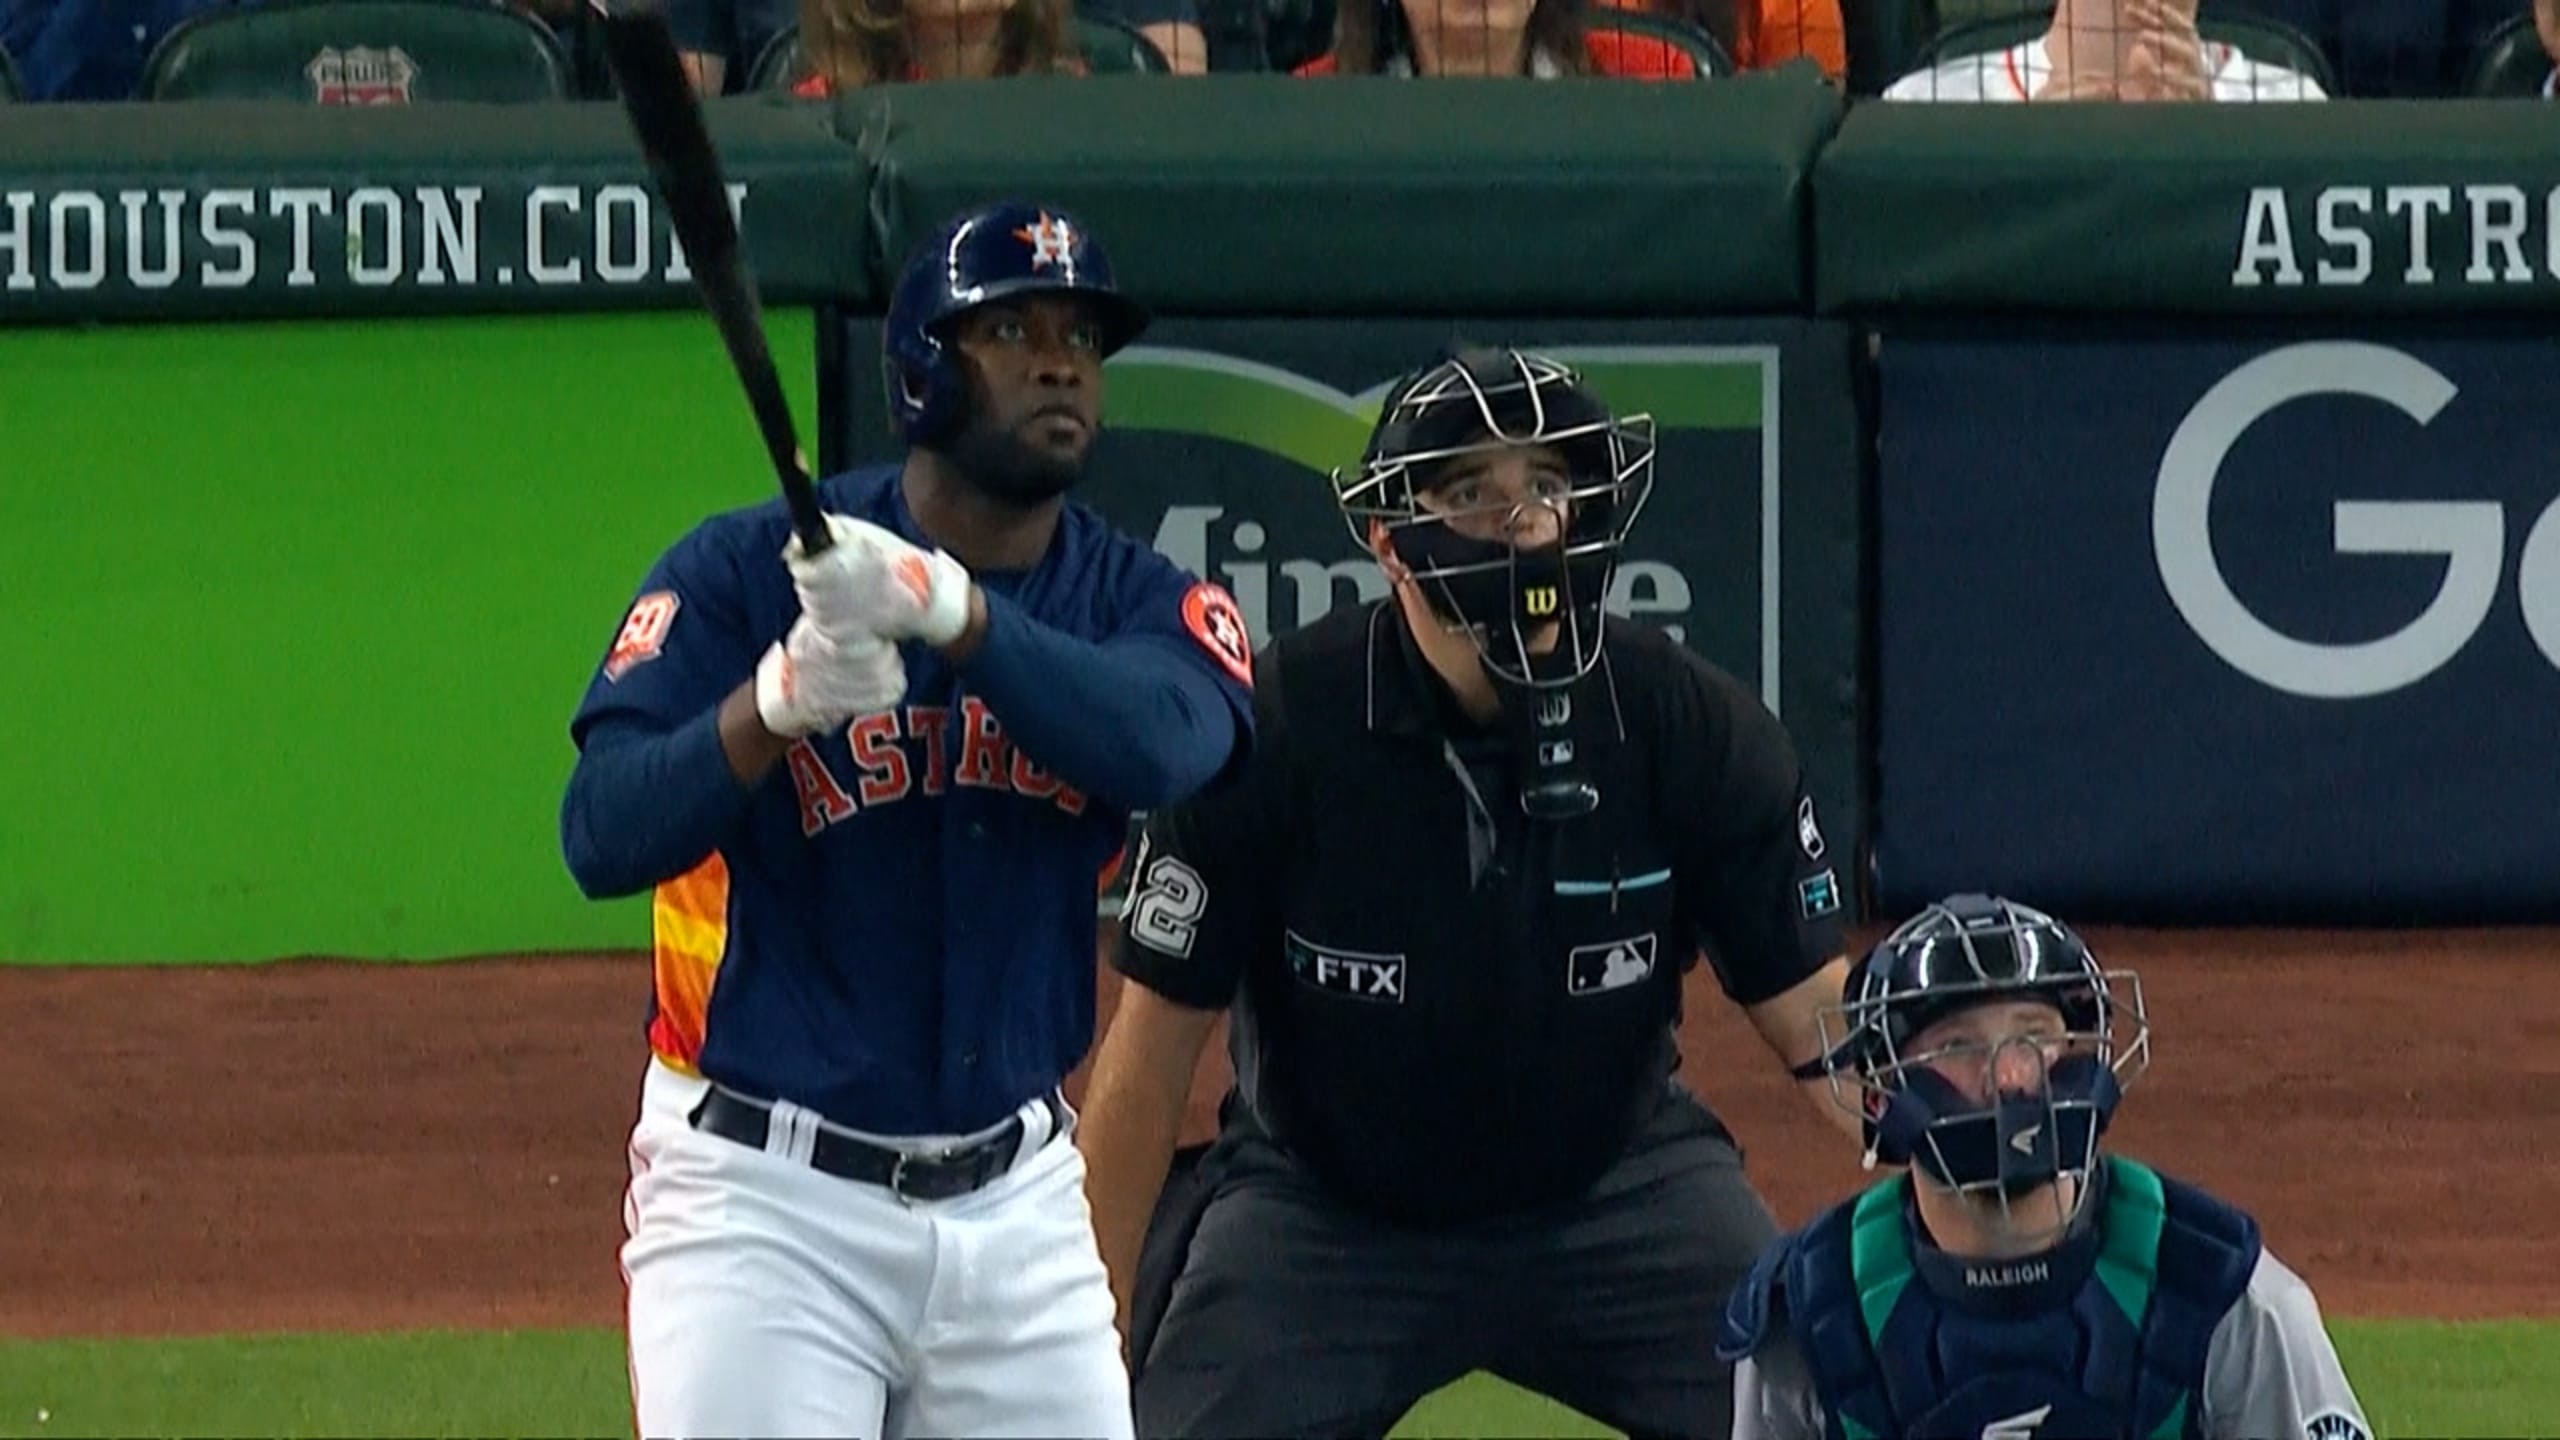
{"left": 0, "top": 97, "right": 866, "bottom": 320}
{"left": 856, "top": 70, "right": 1841, "bottom": 313}
{"left": 0, "top": 311, "right": 819, "bottom": 963}
{"left": 1817, "top": 100, "right": 2560, "bottom": 317}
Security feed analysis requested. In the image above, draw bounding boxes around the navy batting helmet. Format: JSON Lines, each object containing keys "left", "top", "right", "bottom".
{"left": 1816, "top": 895, "right": 2149, "bottom": 1220}
{"left": 882, "top": 201, "right": 1149, "bottom": 447}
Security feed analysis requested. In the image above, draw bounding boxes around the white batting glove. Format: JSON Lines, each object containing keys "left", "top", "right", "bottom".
{"left": 783, "top": 514, "right": 973, "bottom": 648}
{"left": 753, "top": 616, "right": 909, "bottom": 738}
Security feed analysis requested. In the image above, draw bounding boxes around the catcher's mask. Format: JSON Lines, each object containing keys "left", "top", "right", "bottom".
{"left": 1332, "top": 347, "right": 1656, "bottom": 693}
{"left": 1815, "top": 894, "right": 2150, "bottom": 1240}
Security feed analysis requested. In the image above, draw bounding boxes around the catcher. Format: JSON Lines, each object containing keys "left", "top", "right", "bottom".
{"left": 1718, "top": 894, "right": 2371, "bottom": 1440}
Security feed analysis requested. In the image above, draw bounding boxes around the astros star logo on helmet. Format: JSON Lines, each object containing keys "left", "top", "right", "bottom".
{"left": 1013, "top": 212, "right": 1076, "bottom": 270}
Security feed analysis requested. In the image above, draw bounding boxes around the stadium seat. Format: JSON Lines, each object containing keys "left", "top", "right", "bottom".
{"left": 1913, "top": 7, "right": 2337, "bottom": 93}
{"left": 2462, "top": 13, "right": 2553, "bottom": 97}
{"left": 749, "top": 13, "right": 1173, "bottom": 88}
{"left": 1588, "top": 6, "right": 1740, "bottom": 75}
{"left": 142, "top": 0, "right": 572, "bottom": 101}
{"left": 1846, "top": 0, "right": 1939, "bottom": 94}
{"left": 0, "top": 45, "right": 21, "bottom": 101}
{"left": 1919, "top": 0, "right": 2031, "bottom": 35}
{"left": 1074, "top": 11, "right": 1179, "bottom": 70}
{"left": 1258, "top": 0, "right": 1333, "bottom": 73}
{"left": 1178, "top": 0, "right": 1275, "bottom": 70}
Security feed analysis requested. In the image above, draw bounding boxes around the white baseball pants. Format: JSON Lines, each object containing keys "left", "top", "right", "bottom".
{"left": 621, "top": 1058, "right": 1134, "bottom": 1440}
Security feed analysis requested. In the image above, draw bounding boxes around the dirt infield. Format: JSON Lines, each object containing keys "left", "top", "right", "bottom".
{"left": 5, "top": 928, "right": 2553, "bottom": 1339}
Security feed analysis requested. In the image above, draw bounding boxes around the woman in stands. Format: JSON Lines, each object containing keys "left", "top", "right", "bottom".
{"left": 1293, "top": 0, "right": 1698, "bottom": 76}
{"left": 793, "top": 0, "right": 1086, "bottom": 90}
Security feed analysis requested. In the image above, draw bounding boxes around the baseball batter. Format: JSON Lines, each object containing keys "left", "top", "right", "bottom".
{"left": 560, "top": 200, "right": 1256, "bottom": 1439}
{"left": 1719, "top": 895, "right": 2371, "bottom": 1440}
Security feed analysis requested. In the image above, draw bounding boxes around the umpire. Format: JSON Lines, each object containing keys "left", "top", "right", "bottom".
{"left": 1076, "top": 346, "right": 1859, "bottom": 1440}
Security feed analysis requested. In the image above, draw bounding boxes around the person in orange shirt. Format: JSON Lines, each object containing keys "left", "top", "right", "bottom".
{"left": 1598, "top": 0, "right": 1843, "bottom": 78}
{"left": 790, "top": 0, "right": 1089, "bottom": 92}
{"left": 1293, "top": 0, "right": 1702, "bottom": 77}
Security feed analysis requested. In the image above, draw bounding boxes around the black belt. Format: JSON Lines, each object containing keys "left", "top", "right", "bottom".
{"left": 688, "top": 1086, "right": 1067, "bottom": 1203}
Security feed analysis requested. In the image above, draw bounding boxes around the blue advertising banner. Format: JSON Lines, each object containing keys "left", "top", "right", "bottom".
{"left": 833, "top": 316, "right": 1867, "bottom": 913}
{"left": 1874, "top": 335, "right": 2560, "bottom": 923}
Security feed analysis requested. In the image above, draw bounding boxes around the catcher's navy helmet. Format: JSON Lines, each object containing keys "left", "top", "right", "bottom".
{"left": 883, "top": 201, "right": 1149, "bottom": 447}
{"left": 1816, "top": 895, "right": 2150, "bottom": 1227}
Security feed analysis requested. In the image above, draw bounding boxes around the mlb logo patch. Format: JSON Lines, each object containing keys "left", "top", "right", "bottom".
{"left": 1567, "top": 933, "right": 1656, "bottom": 996}
{"left": 1798, "top": 868, "right": 1841, "bottom": 919}
{"left": 1797, "top": 796, "right": 1825, "bottom": 860}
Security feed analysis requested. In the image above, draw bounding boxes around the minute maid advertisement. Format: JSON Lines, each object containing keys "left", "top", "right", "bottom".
{"left": 831, "top": 316, "right": 1867, "bottom": 904}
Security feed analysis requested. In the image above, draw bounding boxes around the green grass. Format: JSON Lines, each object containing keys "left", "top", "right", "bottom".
{"left": 0, "top": 1320, "right": 2550, "bottom": 1438}
{"left": 2328, "top": 1321, "right": 2560, "bottom": 1436}
{"left": 0, "top": 1330, "right": 627, "bottom": 1438}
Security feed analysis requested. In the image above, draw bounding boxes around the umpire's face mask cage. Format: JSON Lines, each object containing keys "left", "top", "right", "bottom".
{"left": 1332, "top": 348, "right": 1657, "bottom": 690}
{"left": 1816, "top": 896, "right": 2152, "bottom": 1243}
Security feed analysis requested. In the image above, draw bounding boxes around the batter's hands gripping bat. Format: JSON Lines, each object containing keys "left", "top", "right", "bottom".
{"left": 592, "top": 0, "right": 832, "bottom": 557}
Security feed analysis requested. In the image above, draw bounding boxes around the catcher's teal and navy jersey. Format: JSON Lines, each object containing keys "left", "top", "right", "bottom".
{"left": 1718, "top": 1157, "right": 2373, "bottom": 1440}
{"left": 563, "top": 464, "right": 1256, "bottom": 1136}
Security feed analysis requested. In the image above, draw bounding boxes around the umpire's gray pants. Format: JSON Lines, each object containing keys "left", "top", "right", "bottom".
{"left": 1129, "top": 1082, "right": 1780, "bottom": 1440}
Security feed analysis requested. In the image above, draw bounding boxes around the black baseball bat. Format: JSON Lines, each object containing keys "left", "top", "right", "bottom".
{"left": 592, "top": 0, "right": 831, "bottom": 556}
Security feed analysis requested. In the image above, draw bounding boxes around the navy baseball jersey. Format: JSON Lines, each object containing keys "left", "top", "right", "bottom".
{"left": 1719, "top": 1157, "right": 2372, "bottom": 1440}
{"left": 567, "top": 464, "right": 1257, "bottom": 1136}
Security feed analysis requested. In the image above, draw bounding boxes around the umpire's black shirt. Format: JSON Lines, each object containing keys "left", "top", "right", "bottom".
{"left": 1112, "top": 600, "right": 1844, "bottom": 1225}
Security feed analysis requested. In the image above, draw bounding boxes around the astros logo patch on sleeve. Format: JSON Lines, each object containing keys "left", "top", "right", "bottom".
{"left": 604, "top": 591, "right": 681, "bottom": 681}
{"left": 1181, "top": 582, "right": 1254, "bottom": 687}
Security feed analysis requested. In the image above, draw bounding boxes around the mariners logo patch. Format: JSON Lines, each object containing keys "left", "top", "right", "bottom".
{"left": 1798, "top": 868, "right": 1841, "bottom": 919}
{"left": 2305, "top": 1411, "right": 2370, "bottom": 1440}
{"left": 1568, "top": 933, "right": 1656, "bottom": 996}
{"left": 604, "top": 591, "right": 680, "bottom": 681}
{"left": 1182, "top": 582, "right": 1255, "bottom": 687}
{"left": 1797, "top": 796, "right": 1825, "bottom": 860}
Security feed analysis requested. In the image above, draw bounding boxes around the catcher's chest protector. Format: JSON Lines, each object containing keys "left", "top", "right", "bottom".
{"left": 1788, "top": 1158, "right": 2262, "bottom": 1440}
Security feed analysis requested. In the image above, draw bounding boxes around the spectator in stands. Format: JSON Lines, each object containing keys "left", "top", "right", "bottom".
{"left": 2536, "top": 0, "right": 2559, "bottom": 93}
{"left": 2227, "top": 0, "right": 2511, "bottom": 96}
{"left": 790, "top": 0, "right": 1087, "bottom": 92}
{"left": 671, "top": 0, "right": 794, "bottom": 92}
{"left": 1075, "top": 0, "right": 1211, "bottom": 70}
{"left": 1606, "top": 0, "right": 1844, "bottom": 79}
{"left": 1295, "top": 0, "right": 1700, "bottom": 76}
{"left": 1884, "top": 0, "right": 2324, "bottom": 98}
{"left": 1, "top": 0, "right": 227, "bottom": 98}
